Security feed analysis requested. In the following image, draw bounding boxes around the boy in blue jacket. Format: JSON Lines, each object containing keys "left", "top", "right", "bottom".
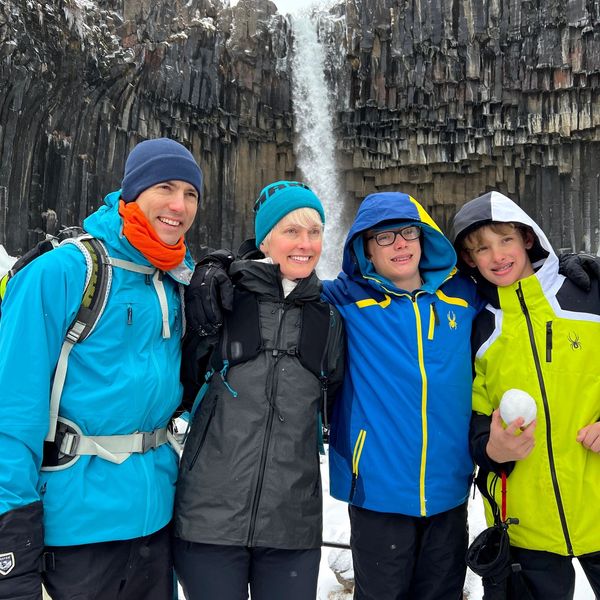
{"left": 322, "top": 192, "right": 481, "bottom": 599}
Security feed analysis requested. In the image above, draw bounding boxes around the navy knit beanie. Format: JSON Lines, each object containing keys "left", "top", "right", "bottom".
{"left": 121, "top": 138, "right": 203, "bottom": 202}
{"left": 254, "top": 181, "right": 325, "bottom": 247}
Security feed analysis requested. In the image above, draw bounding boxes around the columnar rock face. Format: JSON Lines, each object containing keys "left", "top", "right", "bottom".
{"left": 1, "top": 0, "right": 599, "bottom": 256}
{"left": 324, "top": 0, "right": 600, "bottom": 249}
{"left": 0, "top": 0, "right": 294, "bottom": 256}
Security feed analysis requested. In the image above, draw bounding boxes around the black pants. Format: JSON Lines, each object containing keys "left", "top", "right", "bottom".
{"left": 505, "top": 547, "right": 600, "bottom": 600}
{"left": 349, "top": 502, "right": 468, "bottom": 600}
{"left": 173, "top": 538, "right": 321, "bottom": 600}
{"left": 42, "top": 524, "right": 173, "bottom": 600}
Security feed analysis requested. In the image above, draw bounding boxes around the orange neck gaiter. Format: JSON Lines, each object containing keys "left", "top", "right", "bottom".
{"left": 119, "top": 200, "right": 186, "bottom": 271}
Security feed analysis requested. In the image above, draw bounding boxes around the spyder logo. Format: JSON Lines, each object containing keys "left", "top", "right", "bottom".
{"left": 568, "top": 332, "right": 582, "bottom": 350}
{"left": 447, "top": 310, "right": 457, "bottom": 330}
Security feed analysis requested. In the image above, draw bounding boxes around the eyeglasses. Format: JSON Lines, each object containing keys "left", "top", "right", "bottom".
{"left": 253, "top": 182, "right": 312, "bottom": 213}
{"left": 367, "top": 226, "right": 422, "bottom": 246}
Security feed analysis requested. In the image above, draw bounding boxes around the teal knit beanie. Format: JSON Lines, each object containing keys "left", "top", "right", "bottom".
{"left": 254, "top": 181, "right": 325, "bottom": 247}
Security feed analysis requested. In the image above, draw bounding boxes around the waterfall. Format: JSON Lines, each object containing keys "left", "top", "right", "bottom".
{"left": 289, "top": 8, "right": 347, "bottom": 281}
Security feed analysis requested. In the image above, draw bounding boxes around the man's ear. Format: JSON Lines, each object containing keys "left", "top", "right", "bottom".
{"left": 259, "top": 241, "right": 269, "bottom": 256}
{"left": 461, "top": 249, "right": 476, "bottom": 268}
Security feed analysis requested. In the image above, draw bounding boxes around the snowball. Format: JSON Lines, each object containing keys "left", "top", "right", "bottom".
{"left": 499, "top": 389, "right": 537, "bottom": 426}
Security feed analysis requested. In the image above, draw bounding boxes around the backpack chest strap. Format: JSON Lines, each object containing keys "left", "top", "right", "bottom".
{"left": 59, "top": 427, "right": 169, "bottom": 463}
{"left": 43, "top": 417, "right": 170, "bottom": 469}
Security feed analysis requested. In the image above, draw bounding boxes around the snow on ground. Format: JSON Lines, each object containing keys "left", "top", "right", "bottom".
{"left": 176, "top": 447, "right": 596, "bottom": 598}
{"left": 317, "top": 448, "right": 595, "bottom": 600}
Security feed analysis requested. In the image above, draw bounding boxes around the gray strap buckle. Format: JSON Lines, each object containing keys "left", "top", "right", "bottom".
{"left": 60, "top": 432, "right": 80, "bottom": 456}
{"left": 141, "top": 430, "right": 159, "bottom": 453}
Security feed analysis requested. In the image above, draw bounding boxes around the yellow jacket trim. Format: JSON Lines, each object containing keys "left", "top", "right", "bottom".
{"left": 435, "top": 289, "right": 468, "bottom": 308}
{"left": 352, "top": 429, "right": 367, "bottom": 476}
{"left": 355, "top": 295, "right": 391, "bottom": 309}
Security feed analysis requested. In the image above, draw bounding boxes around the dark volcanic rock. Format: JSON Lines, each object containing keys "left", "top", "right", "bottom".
{"left": 0, "top": 0, "right": 294, "bottom": 256}
{"left": 1, "top": 0, "right": 599, "bottom": 256}
{"left": 326, "top": 0, "right": 600, "bottom": 250}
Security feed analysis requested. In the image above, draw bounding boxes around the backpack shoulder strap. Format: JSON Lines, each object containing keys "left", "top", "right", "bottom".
{"left": 297, "top": 301, "right": 333, "bottom": 378}
{"left": 46, "top": 236, "right": 112, "bottom": 442}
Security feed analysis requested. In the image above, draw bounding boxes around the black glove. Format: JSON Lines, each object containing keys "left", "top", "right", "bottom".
{"left": 558, "top": 252, "right": 600, "bottom": 292}
{"left": 185, "top": 249, "right": 235, "bottom": 337}
{"left": 0, "top": 502, "right": 44, "bottom": 600}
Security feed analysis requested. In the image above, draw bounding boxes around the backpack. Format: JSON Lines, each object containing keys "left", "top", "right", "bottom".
{"left": 0, "top": 227, "right": 111, "bottom": 443}
{"left": 2, "top": 228, "right": 181, "bottom": 468}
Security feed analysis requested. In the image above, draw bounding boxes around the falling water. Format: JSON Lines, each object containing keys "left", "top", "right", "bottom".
{"left": 289, "top": 8, "right": 346, "bottom": 281}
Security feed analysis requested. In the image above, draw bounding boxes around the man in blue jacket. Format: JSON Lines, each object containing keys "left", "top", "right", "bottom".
{"left": 0, "top": 138, "right": 202, "bottom": 600}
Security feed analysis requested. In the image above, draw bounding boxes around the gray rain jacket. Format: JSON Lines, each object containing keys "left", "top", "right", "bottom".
{"left": 174, "top": 258, "right": 345, "bottom": 549}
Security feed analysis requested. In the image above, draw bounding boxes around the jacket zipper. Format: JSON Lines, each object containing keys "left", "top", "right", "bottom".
{"left": 319, "top": 308, "right": 333, "bottom": 433}
{"left": 546, "top": 321, "right": 552, "bottom": 362}
{"left": 516, "top": 285, "right": 573, "bottom": 555}
{"left": 411, "top": 292, "right": 429, "bottom": 516}
{"left": 247, "top": 303, "right": 286, "bottom": 546}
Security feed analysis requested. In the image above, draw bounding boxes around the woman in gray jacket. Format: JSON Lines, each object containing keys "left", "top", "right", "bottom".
{"left": 173, "top": 181, "right": 345, "bottom": 600}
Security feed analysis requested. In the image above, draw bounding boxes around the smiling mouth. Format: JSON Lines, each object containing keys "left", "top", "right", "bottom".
{"left": 289, "top": 255, "right": 311, "bottom": 263}
{"left": 391, "top": 255, "right": 412, "bottom": 263}
{"left": 158, "top": 216, "right": 181, "bottom": 227}
{"left": 492, "top": 262, "right": 514, "bottom": 274}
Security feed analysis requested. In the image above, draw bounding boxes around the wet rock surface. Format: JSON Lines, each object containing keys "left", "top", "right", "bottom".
{"left": 327, "top": 0, "right": 600, "bottom": 246}
{"left": 1, "top": 0, "right": 599, "bottom": 254}
{"left": 0, "top": 0, "right": 293, "bottom": 255}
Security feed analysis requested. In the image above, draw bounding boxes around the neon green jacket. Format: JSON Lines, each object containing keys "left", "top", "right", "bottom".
{"left": 456, "top": 191, "right": 600, "bottom": 556}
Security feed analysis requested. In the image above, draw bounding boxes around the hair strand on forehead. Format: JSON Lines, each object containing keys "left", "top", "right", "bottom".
{"left": 462, "top": 222, "right": 533, "bottom": 251}
{"left": 261, "top": 207, "right": 324, "bottom": 246}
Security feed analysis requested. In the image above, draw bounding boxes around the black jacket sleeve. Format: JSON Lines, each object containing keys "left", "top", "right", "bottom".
{"left": 180, "top": 331, "right": 218, "bottom": 413}
{"left": 0, "top": 501, "right": 44, "bottom": 600}
{"left": 470, "top": 412, "right": 515, "bottom": 477}
{"left": 323, "top": 305, "right": 345, "bottom": 425}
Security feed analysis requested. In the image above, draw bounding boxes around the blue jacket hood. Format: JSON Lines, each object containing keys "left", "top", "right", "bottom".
{"left": 83, "top": 190, "right": 195, "bottom": 284}
{"left": 341, "top": 192, "right": 457, "bottom": 293}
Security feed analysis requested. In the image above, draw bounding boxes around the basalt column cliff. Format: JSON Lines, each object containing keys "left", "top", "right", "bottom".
{"left": 1, "top": 0, "right": 599, "bottom": 255}
{"left": 325, "top": 0, "right": 600, "bottom": 248}
{"left": 0, "top": 0, "right": 293, "bottom": 255}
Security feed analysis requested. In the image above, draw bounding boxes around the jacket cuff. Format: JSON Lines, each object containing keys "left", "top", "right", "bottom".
{"left": 469, "top": 412, "right": 515, "bottom": 477}
{"left": 0, "top": 501, "right": 44, "bottom": 598}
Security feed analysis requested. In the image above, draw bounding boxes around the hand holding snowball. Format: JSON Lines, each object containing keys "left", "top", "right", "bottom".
{"left": 499, "top": 389, "right": 537, "bottom": 427}
{"left": 577, "top": 422, "right": 600, "bottom": 454}
{"left": 486, "top": 409, "right": 536, "bottom": 463}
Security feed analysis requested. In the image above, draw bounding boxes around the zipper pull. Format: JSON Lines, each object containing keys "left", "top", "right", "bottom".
{"left": 431, "top": 302, "right": 439, "bottom": 325}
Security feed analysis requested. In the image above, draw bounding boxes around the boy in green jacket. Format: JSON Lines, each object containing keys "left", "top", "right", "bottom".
{"left": 453, "top": 191, "right": 600, "bottom": 599}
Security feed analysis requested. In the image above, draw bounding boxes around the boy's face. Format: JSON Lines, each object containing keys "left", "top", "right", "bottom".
{"left": 462, "top": 225, "right": 534, "bottom": 287}
{"left": 365, "top": 225, "right": 422, "bottom": 291}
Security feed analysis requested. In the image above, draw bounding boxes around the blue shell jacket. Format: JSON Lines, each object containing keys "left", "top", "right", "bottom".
{"left": 0, "top": 190, "right": 194, "bottom": 545}
{"left": 323, "top": 192, "right": 483, "bottom": 517}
